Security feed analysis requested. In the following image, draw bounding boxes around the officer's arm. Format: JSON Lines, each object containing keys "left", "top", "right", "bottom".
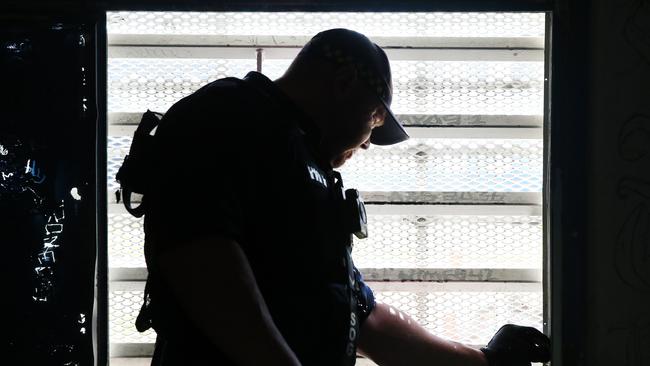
{"left": 158, "top": 236, "right": 301, "bottom": 366}
{"left": 357, "top": 301, "right": 488, "bottom": 366}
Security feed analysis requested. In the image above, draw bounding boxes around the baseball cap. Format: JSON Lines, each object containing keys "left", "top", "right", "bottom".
{"left": 299, "top": 28, "right": 409, "bottom": 146}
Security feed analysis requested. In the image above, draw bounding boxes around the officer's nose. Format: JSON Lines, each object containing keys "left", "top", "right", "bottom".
{"left": 360, "top": 139, "right": 371, "bottom": 150}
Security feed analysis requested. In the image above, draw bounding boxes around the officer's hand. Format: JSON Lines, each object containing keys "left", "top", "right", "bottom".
{"left": 480, "top": 324, "right": 550, "bottom": 366}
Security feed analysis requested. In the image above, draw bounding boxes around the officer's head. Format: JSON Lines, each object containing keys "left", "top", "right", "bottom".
{"left": 276, "top": 28, "right": 408, "bottom": 168}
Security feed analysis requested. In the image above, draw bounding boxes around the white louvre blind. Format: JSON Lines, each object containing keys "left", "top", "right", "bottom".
{"left": 106, "top": 11, "right": 546, "bottom": 361}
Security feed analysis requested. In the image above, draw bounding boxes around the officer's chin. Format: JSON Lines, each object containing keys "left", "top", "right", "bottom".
{"left": 331, "top": 150, "right": 354, "bottom": 168}
{"left": 330, "top": 157, "right": 347, "bottom": 169}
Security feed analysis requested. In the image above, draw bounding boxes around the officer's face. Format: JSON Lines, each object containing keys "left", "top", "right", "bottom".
{"left": 326, "top": 101, "right": 386, "bottom": 168}
{"left": 313, "top": 69, "right": 388, "bottom": 168}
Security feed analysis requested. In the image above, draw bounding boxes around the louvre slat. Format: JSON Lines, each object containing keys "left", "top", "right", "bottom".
{"left": 108, "top": 267, "right": 542, "bottom": 283}
{"left": 108, "top": 124, "right": 542, "bottom": 140}
{"left": 109, "top": 34, "right": 544, "bottom": 49}
{"left": 109, "top": 46, "right": 544, "bottom": 62}
{"left": 109, "top": 202, "right": 542, "bottom": 216}
{"left": 109, "top": 112, "right": 543, "bottom": 128}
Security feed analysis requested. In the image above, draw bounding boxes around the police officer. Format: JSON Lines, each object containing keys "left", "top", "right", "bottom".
{"left": 136, "top": 28, "right": 551, "bottom": 366}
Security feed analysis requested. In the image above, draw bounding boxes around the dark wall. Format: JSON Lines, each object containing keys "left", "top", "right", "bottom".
{"left": 0, "top": 17, "right": 103, "bottom": 365}
{"left": 588, "top": 0, "right": 650, "bottom": 364}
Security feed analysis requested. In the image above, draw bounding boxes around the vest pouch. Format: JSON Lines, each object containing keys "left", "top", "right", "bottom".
{"left": 115, "top": 110, "right": 162, "bottom": 218}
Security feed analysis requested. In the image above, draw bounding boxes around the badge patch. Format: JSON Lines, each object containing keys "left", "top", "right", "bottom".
{"left": 307, "top": 165, "right": 328, "bottom": 188}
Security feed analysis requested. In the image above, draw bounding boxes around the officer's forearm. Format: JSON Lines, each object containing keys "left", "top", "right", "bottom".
{"left": 357, "top": 302, "right": 488, "bottom": 366}
{"left": 158, "top": 237, "right": 301, "bottom": 366}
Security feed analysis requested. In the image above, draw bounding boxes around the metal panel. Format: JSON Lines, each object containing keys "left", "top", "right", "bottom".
{"left": 108, "top": 112, "right": 543, "bottom": 127}
{"left": 106, "top": 12, "right": 545, "bottom": 46}
{"left": 108, "top": 124, "right": 542, "bottom": 139}
{"left": 109, "top": 46, "right": 544, "bottom": 62}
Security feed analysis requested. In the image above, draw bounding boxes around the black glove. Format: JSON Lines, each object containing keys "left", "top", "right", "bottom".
{"left": 480, "top": 324, "right": 551, "bottom": 366}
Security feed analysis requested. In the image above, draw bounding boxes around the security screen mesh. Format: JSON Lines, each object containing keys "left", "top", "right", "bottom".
{"left": 354, "top": 215, "right": 542, "bottom": 269}
{"left": 109, "top": 290, "right": 156, "bottom": 344}
{"left": 107, "top": 213, "right": 542, "bottom": 270}
{"left": 108, "top": 58, "right": 256, "bottom": 112}
{"left": 375, "top": 289, "right": 543, "bottom": 345}
{"left": 107, "top": 12, "right": 545, "bottom": 38}
{"left": 108, "top": 58, "right": 543, "bottom": 116}
{"left": 108, "top": 214, "right": 144, "bottom": 268}
{"left": 108, "top": 287, "right": 542, "bottom": 346}
{"left": 108, "top": 137, "right": 542, "bottom": 194}
{"left": 263, "top": 60, "right": 545, "bottom": 115}
{"left": 340, "top": 138, "right": 543, "bottom": 192}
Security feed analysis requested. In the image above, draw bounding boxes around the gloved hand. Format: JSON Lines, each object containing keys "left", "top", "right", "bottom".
{"left": 480, "top": 324, "right": 551, "bottom": 366}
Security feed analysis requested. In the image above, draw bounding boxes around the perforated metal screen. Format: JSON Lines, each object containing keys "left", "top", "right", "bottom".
{"left": 109, "top": 58, "right": 543, "bottom": 115}
{"left": 107, "top": 136, "right": 543, "bottom": 194}
{"left": 108, "top": 213, "right": 542, "bottom": 271}
{"left": 107, "top": 12, "right": 545, "bottom": 38}
{"left": 109, "top": 284, "right": 542, "bottom": 347}
{"left": 340, "top": 138, "right": 542, "bottom": 192}
{"left": 109, "top": 213, "right": 145, "bottom": 269}
{"left": 354, "top": 215, "right": 542, "bottom": 269}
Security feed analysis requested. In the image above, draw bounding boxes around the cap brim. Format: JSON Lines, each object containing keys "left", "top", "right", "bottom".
{"left": 370, "top": 100, "right": 409, "bottom": 145}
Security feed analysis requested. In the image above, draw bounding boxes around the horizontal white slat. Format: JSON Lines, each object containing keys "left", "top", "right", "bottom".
{"left": 359, "top": 192, "right": 540, "bottom": 205}
{"left": 110, "top": 344, "right": 155, "bottom": 358}
{"left": 107, "top": 188, "right": 540, "bottom": 206}
{"left": 108, "top": 267, "right": 541, "bottom": 283}
{"left": 109, "top": 46, "right": 544, "bottom": 62}
{"left": 109, "top": 280, "right": 540, "bottom": 293}
{"left": 108, "top": 112, "right": 543, "bottom": 127}
{"left": 109, "top": 202, "right": 541, "bottom": 216}
{"left": 109, "top": 34, "right": 544, "bottom": 49}
{"left": 110, "top": 268, "right": 148, "bottom": 281}
{"left": 360, "top": 268, "right": 541, "bottom": 282}
{"left": 365, "top": 204, "right": 541, "bottom": 216}
{"left": 109, "top": 357, "right": 379, "bottom": 365}
{"left": 406, "top": 127, "right": 541, "bottom": 139}
{"left": 108, "top": 124, "right": 542, "bottom": 140}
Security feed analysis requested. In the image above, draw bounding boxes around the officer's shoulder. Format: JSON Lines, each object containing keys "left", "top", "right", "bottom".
{"left": 159, "top": 77, "right": 298, "bottom": 146}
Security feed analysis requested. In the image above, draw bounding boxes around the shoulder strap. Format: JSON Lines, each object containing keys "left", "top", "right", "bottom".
{"left": 115, "top": 110, "right": 163, "bottom": 218}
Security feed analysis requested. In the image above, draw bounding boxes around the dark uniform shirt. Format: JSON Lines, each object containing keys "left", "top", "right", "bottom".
{"left": 140, "top": 71, "right": 375, "bottom": 365}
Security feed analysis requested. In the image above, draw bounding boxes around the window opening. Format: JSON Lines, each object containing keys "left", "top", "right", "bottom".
{"left": 106, "top": 11, "right": 547, "bottom": 363}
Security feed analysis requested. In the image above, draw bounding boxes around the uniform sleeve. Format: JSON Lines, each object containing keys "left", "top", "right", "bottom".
{"left": 353, "top": 266, "right": 376, "bottom": 326}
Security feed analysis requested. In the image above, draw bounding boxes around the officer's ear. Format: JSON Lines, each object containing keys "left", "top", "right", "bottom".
{"left": 332, "top": 64, "right": 359, "bottom": 98}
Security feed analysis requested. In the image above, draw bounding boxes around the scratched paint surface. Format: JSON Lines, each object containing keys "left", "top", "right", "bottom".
{"left": 1, "top": 21, "right": 98, "bottom": 365}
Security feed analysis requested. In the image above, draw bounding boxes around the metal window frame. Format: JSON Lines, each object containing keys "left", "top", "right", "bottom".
{"left": 97, "top": 2, "right": 558, "bottom": 364}
{"left": 96, "top": 12, "right": 110, "bottom": 366}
